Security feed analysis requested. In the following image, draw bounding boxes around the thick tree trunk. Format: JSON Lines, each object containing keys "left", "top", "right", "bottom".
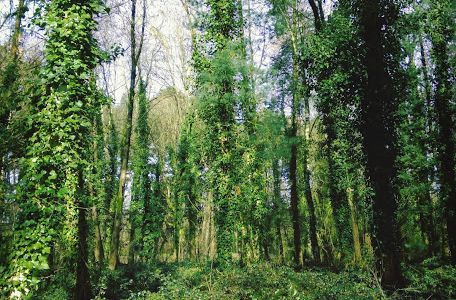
{"left": 327, "top": 144, "right": 345, "bottom": 233}
{"left": 272, "top": 160, "right": 285, "bottom": 264}
{"left": 301, "top": 58, "right": 320, "bottom": 265}
{"left": 358, "top": 0, "right": 403, "bottom": 287}
{"left": 91, "top": 115, "right": 105, "bottom": 264}
{"left": 105, "top": 112, "right": 118, "bottom": 211}
{"left": 201, "top": 191, "right": 213, "bottom": 259}
{"left": 288, "top": 7, "right": 303, "bottom": 269}
{"left": 152, "top": 163, "right": 162, "bottom": 258}
{"left": 270, "top": 162, "right": 279, "bottom": 263}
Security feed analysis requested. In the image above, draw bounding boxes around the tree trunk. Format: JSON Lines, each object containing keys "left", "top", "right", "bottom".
{"left": 92, "top": 206, "right": 104, "bottom": 263}
{"left": 307, "top": 0, "right": 322, "bottom": 31}
{"left": 201, "top": 191, "right": 213, "bottom": 259}
{"left": 358, "top": 0, "right": 403, "bottom": 287}
{"left": 277, "top": 225, "right": 284, "bottom": 264}
{"left": 290, "top": 140, "right": 301, "bottom": 269}
{"left": 347, "top": 187, "right": 362, "bottom": 264}
{"left": 304, "top": 167, "right": 320, "bottom": 264}
{"left": 91, "top": 114, "right": 105, "bottom": 264}
{"left": 429, "top": 0, "right": 456, "bottom": 264}
{"left": 288, "top": 5, "right": 303, "bottom": 269}
{"left": 140, "top": 164, "right": 152, "bottom": 261}
{"left": 75, "top": 172, "right": 93, "bottom": 300}
{"left": 11, "top": 0, "right": 25, "bottom": 60}
{"left": 272, "top": 160, "right": 285, "bottom": 264}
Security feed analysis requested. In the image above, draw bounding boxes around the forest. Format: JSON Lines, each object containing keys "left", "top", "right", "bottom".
{"left": 0, "top": 0, "right": 455, "bottom": 299}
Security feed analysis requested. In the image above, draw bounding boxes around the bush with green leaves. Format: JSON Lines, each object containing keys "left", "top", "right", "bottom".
{"left": 402, "top": 258, "right": 456, "bottom": 299}
{"left": 121, "top": 262, "right": 384, "bottom": 300}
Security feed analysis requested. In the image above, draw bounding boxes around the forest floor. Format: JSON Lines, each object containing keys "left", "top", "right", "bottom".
{"left": 57, "top": 259, "right": 453, "bottom": 300}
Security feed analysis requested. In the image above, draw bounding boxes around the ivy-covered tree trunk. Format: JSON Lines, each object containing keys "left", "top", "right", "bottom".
{"left": 75, "top": 172, "right": 92, "bottom": 300}
{"left": 286, "top": 3, "right": 303, "bottom": 269}
{"left": 90, "top": 113, "right": 106, "bottom": 264}
{"left": 304, "top": 165, "right": 320, "bottom": 264}
{"left": 175, "top": 119, "right": 199, "bottom": 260}
{"left": 308, "top": 0, "right": 355, "bottom": 267}
{"left": 131, "top": 79, "right": 152, "bottom": 261}
{"left": 201, "top": 0, "right": 243, "bottom": 264}
{"left": 7, "top": 0, "right": 104, "bottom": 297}
{"left": 302, "top": 79, "right": 320, "bottom": 264}
{"left": 290, "top": 67, "right": 302, "bottom": 269}
{"left": 105, "top": 112, "right": 119, "bottom": 210}
{"left": 429, "top": 0, "right": 456, "bottom": 265}
{"left": 347, "top": 187, "right": 362, "bottom": 263}
{"left": 358, "top": 0, "right": 403, "bottom": 287}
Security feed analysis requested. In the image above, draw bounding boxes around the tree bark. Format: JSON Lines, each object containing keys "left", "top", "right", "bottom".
{"left": 307, "top": 0, "right": 322, "bottom": 31}
{"left": 358, "top": 0, "right": 403, "bottom": 287}
{"left": 290, "top": 134, "right": 301, "bottom": 269}
{"left": 304, "top": 166, "right": 320, "bottom": 264}
{"left": 429, "top": 0, "right": 456, "bottom": 264}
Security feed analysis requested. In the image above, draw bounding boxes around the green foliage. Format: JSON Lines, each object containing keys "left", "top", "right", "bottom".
{"left": 2, "top": 0, "right": 456, "bottom": 298}
{"left": 93, "top": 264, "right": 163, "bottom": 300}
{"left": 305, "top": 6, "right": 369, "bottom": 264}
{"left": 3, "top": 0, "right": 106, "bottom": 297}
{"left": 106, "top": 262, "right": 384, "bottom": 300}
{"left": 403, "top": 259, "right": 456, "bottom": 299}
{"left": 205, "top": 0, "right": 243, "bottom": 50}
{"left": 106, "top": 111, "right": 119, "bottom": 210}
{"left": 130, "top": 79, "right": 155, "bottom": 259}
{"left": 197, "top": 44, "right": 240, "bottom": 262}
{"left": 197, "top": 24, "right": 262, "bottom": 261}
{"left": 396, "top": 35, "right": 437, "bottom": 260}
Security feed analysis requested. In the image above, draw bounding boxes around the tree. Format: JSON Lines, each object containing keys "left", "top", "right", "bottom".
{"left": 428, "top": 0, "right": 456, "bottom": 265}
{"left": 109, "top": 0, "right": 146, "bottom": 270}
{"left": 357, "top": 0, "right": 403, "bottom": 287}
{"left": 130, "top": 79, "right": 153, "bottom": 261}
{"left": 307, "top": 3, "right": 367, "bottom": 266}
{"left": 196, "top": 0, "right": 245, "bottom": 264}
{"left": 269, "top": 0, "right": 322, "bottom": 267}
{"left": 6, "top": 0, "right": 105, "bottom": 298}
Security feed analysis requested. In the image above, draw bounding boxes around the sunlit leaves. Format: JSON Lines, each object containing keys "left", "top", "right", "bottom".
{"left": 4, "top": 0, "right": 105, "bottom": 297}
